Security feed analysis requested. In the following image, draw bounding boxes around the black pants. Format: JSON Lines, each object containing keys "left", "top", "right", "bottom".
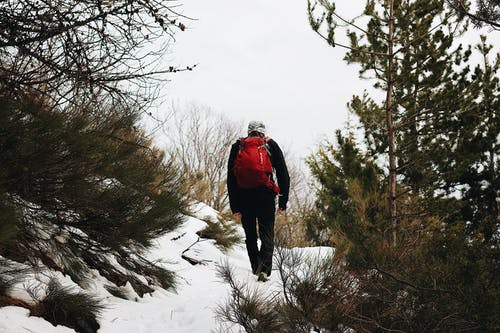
{"left": 240, "top": 188, "right": 276, "bottom": 276}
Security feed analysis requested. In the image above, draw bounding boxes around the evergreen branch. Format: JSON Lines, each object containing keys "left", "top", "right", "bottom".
{"left": 394, "top": 103, "right": 478, "bottom": 131}
{"left": 404, "top": 54, "right": 435, "bottom": 74}
{"left": 371, "top": 62, "right": 388, "bottom": 83}
{"left": 313, "top": 30, "right": 388, "bottom": 57}
{"left": 393, "top": 186, "right": 414, "bottom": 198}
{"left": 344, "top": 312, "right": 405, "bottom": 333}
{"left": 101, "top": 133, "right": 157, "bottom": 157}
{"left": 396, "top": 210, "right": 434, "bottom": 219}
{"left": 374, "top": 265, "right": 453, "bottom": 294}
{"left": 446, "top": 0, "right": 500, "bottom": 29}
{"left": 393, "top": 12, "right": 457, "bottom": 57}
{"left": 393, "top": 108, "right": 437, "bottom": 130}
{"left": 331, "top": 10, "right": 370, "bottom": 36}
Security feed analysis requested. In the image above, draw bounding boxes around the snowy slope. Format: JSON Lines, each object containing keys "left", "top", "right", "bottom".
{"left": 0, "top": 203, "right": 290, "bottom": 333}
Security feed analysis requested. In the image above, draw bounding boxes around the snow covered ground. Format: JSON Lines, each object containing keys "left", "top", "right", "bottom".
{"left": 0, "top": 203, "right": 301, "bottom": 333}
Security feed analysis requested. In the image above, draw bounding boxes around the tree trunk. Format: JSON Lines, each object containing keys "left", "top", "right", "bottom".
{"left": 385, "top": 0, "right": 398, "bottom": 246}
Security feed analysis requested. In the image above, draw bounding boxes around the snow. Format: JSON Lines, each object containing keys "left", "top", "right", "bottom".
{"left": 0, "top": 202, "right": 329, "bottom": 333}
{"left": 0, "top": 307, "right": 76, "bottom": 333}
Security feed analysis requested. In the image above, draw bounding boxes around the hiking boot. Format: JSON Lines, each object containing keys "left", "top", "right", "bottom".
{"left": 257, "top": 272, "right": 268, "bottom": 282}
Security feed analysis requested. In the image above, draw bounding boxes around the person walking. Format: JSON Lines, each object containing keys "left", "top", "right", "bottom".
{"left": 227, "top": 120, "right": 290, "bottom": 281}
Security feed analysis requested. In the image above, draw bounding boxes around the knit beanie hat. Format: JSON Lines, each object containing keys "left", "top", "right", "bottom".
{"left": 247, "top": 120, "right": 266, "bottom": 135}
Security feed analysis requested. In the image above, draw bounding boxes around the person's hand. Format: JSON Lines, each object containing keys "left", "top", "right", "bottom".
{"left": 233, "top": 212, "right": 242, "bottom": 220}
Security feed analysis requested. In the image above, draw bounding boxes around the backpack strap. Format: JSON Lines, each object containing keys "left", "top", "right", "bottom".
{"left": 263, "top": 137, "right": 272, "bottom": 157}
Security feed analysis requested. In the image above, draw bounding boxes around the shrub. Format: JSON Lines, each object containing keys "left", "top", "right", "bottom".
{"left": 197, "top": 216, "right": 242, "bottom": 251}
{"left": 216, "top": 247, "right": 361, "bottom": 333}
{"left": 30, "top": 280, "right": 104, "bottom": 333}
{"left": 0, "top": 258, "right": 30, "bottom": 296}
{"left": 216, "top": 262, "right": 282, "bottom": 333}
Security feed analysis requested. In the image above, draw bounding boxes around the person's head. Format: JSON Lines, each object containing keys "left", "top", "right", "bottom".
{"left": 247, "top": 120, "right": 266, "bottom": 137}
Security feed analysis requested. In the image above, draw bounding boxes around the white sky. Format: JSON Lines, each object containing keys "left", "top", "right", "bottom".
{"left": 160, "top": 0, "right": 368, "bottom": 159}
{"left": 160, "top": 0, "right": 498, "bottom": 159}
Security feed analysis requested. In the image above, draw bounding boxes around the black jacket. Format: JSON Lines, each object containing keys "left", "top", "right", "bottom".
{"left": 227, "top": 137, "right": 290, "bottom": 213}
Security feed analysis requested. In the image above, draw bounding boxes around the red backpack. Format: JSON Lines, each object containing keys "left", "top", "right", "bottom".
{"left": 233, "top": 136, "right": 280, "bottom": 194}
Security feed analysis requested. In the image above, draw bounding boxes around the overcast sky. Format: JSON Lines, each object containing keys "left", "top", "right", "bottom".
{"left": 159, "top": 0, "right": 498, "bottom": 160}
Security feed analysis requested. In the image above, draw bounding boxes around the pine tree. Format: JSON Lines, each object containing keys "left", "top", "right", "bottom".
{"left": 0, "top": 92, "right": 186, "bottom": 295}
{"left": 306, "top": 130, "right": 386, "bottom": 260}
{"left": 309, "top": 0, "right": 472, "bottom": 242}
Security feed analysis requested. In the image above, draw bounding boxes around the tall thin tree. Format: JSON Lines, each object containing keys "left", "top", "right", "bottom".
{"left": 308, "top": 0, "right": 469, "bottom": 245}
